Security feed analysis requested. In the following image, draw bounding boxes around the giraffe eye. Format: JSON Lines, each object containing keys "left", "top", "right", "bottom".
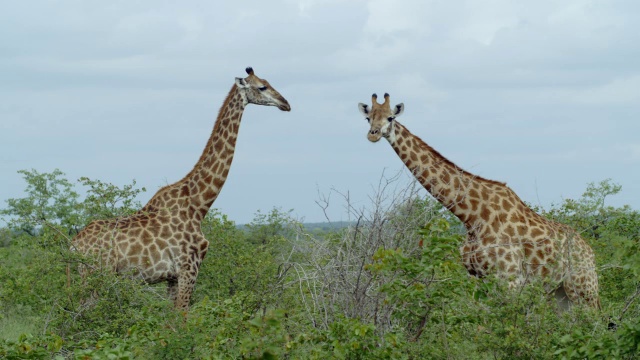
{"left": 258, "top": 86, "right": 267, "bottom": 91}
{"left": 387, "top": 117, "right": 395, "bottom": 122}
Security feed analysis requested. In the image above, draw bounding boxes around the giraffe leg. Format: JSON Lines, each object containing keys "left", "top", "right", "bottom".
{"left": 554, "top": 284, "right": 572, "bottom": 311}
{"left": 167, "top": 278, "right": 179, "bottom": 303}
{"left": 76, "top": 262, "right": 102, "bottom": 308}
{"left": 173, "top": 234, "right": 209, "bottom": 311}
{"left": 174, "top": 267, "right": 198, "bottom": 311}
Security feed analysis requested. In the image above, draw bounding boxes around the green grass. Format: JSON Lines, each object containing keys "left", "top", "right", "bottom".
{"left": 0, "top": 308, "right": 41, "bottom": 342}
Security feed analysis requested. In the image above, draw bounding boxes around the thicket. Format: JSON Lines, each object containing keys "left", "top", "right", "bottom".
{"left": 0, "top": 169, "right": 639, "bottom": 359}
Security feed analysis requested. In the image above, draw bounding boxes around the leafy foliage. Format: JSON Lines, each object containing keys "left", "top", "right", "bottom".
{"left": 0, "top": 168, "right": 144, "bottom": 242}
{"left": 1, "top": 170, "right": 639, "bottom": 359}
{"left": 194, "top": 207, "right": 296, "bottom": 317}
{"left": 368, "top": 218, "right": 467, "bottom": 341}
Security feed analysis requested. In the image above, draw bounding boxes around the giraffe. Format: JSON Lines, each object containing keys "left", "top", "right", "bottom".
{"left": 358, "top": 93, "right": 600, "bottom": 308}
{"left": 72, "top": 67, "right": 290, "bottom": 310}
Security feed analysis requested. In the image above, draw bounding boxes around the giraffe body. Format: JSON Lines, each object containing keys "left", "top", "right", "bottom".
{"left": 73, "top": 68, "right": 290, "bottom": 310}
{"left": 358, "top": 93, "right": 599, "bottom": 308}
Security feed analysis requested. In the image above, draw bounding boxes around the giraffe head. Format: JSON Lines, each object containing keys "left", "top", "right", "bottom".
{"left": 358, "top": 93, "right": 404, "bottom": 143}
{"left": 235, "top": 67, "right": 291, "bottom": 111}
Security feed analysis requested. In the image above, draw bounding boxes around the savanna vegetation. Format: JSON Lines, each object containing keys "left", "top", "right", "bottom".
{"left": 1, "top": 169, "right": 639, "bottom": 359}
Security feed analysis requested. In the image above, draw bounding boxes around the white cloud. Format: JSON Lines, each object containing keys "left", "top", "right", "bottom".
{"left": 294, "top": 0, "right": 364, "bottom": 16}
{"left": 547, "top": 0, "right": 626, "bottom": 35}
{"left": 364, "top": 0, "right": 430, "bottom": 38}
{"left": 613, "top": 143, "right": 640, "bottom": 163}
{"left": 1, "top": 0, "right": 640, "bottom": 222}
{"left": 571, "top": 75, "right": 640, "bottom": 104}
{"left": 451, "top": 0, "right": 520, "bottom": 45}
{"left": 109, "top": 11, "right": 205, "bottom": 51}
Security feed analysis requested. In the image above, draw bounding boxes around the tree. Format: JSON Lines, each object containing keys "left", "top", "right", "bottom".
{"left": 1, "top": 169, "right": 145, "bottom": 243}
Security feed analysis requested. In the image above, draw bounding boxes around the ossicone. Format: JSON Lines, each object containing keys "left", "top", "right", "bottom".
{"left": 245, "top": 67, "right": 254, "bottom": 75}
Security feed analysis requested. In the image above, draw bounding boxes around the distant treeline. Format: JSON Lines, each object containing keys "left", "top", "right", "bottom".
{"left": 236, "top": 220, "right": 356, "bottom": 233}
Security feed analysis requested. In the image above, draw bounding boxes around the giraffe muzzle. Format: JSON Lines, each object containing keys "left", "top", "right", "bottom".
{"left": 367, "top": 128, "right": 382, "bottom": 142}
{"left": 278, "top": 100, "right": 291, "bottom": 112}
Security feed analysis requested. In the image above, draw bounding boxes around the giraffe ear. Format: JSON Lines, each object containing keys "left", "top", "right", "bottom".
{"left": 358, "top": 103, "right": 370, "bottom": 116}
{"left": 393, "top": 103, "right": 404, "bottom": 116}
{"left": 235, "top": 77, "right": 249, "bottom": 88}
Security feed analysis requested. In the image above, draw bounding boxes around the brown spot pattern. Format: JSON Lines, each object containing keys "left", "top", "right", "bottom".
{"left": 73, "top": 74, "right": 291, "bottom": 310}
{"left": 382, "top": 120, "right": 600, "bottom": 308}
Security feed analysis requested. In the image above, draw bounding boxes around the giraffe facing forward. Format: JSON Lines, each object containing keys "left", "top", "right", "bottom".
{"left": 73, "top": 67, "right": 290, "bottom": 310}
{"left": 358, "top": 93, "right": 600, "bottom": 308}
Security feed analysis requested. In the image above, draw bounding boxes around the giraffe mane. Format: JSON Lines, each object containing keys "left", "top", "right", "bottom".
{"left": 184, "top": 83, "right": 240, "bottom": 184}
{"left": 149, "top": 83, "right": 240, "bottom": 200}
{"left": 397, "top": 121, "right": 507, "bottom": 188}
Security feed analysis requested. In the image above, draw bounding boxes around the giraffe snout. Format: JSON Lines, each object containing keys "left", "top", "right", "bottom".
{"left": 367, "top": 128, "right": 382, "bottom": 142}
{"left": 278, "top": 100, "right": 291, "bottom": 112}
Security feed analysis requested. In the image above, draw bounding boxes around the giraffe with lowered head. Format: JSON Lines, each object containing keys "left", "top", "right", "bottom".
{"left": 73, "top": 67, "right": 291, "bottom": 310}
{"left": 358, "top": 93, "right": 599, "bottom": 308}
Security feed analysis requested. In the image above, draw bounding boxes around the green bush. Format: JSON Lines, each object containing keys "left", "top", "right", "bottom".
{"left": 2, "top": 170, "right": 639, "bottom": 359}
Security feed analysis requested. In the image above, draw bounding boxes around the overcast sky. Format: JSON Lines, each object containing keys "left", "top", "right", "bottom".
{"left": 1, "top": 0, "right": 639, "bottom": 224}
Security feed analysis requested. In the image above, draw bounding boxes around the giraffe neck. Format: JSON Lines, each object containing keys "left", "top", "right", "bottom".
{"left": 142, "top": 84, "right": 246, "bottom": 220}
{"left": 387, "top": 122, "right": 499, "bottom": 225}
